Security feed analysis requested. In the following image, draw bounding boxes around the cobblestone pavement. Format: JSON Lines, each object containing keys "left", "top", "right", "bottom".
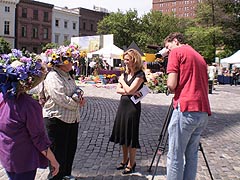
{"left": 0, "top": 84, "right": 240, "bottom": 180}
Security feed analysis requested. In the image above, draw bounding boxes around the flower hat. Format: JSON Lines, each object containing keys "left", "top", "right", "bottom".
{"left": 0, "top": 49, "right": 47, "bottom": 98}
{"left": 44, "top": 44, "right": 80, "bottom": 67}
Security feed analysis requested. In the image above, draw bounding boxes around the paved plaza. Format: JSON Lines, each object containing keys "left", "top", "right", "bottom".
{"left": 0, "top": 84, "right": 239, "bottom": 180}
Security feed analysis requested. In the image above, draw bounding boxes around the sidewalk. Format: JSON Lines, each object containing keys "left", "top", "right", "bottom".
{"left": 0, "top": 85, "right": 239, "bottom": 180}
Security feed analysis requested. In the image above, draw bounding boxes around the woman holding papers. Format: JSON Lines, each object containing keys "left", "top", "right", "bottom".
{"left": 110, "top": 48, "right": 147, "bottom": 174}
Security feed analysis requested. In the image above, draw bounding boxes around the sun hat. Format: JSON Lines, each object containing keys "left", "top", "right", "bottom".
{"left": 0, "top": 49, "right": 47, "bottom": 98}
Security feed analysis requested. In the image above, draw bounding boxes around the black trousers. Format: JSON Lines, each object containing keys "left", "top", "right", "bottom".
{"left": 44, "top": 117, "right": 79, "bottom": 180}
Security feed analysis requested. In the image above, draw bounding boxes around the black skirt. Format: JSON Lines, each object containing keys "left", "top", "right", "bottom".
{"left": 109, "top": 95, "right": 141, "bottom": 148}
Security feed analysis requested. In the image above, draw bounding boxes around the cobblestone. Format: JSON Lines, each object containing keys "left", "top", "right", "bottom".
{"left": 0, "top": 84, "right": 239, "bottom": 180}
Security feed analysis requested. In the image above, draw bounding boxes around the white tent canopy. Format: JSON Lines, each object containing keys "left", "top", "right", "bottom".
{"left": 220, "top": 50, "right": 240, "bottom": 65}
{"left": 87, "top": 44, "right": 124, "bottom": 59}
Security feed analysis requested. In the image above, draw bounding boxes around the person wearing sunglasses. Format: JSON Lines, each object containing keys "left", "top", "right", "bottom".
{"left": 42, "top": 46, "right": 86, "bottom": 180}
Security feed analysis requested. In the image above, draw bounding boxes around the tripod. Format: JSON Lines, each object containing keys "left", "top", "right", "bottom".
{"left": 148, "top": 101, "right": 214, "bottom": 180}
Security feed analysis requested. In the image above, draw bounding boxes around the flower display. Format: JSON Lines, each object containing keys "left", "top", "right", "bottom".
{"left": 44, "top": 44, "right": 80, "bottom": 67}
{"left": 0, "top": 49, "right": 46, "bottom": 98}
{"left": 146, "top": 71, "right": 168, "bottom": 93}
{"left": 103, "top": 74, "right": 118, "bottom": 84}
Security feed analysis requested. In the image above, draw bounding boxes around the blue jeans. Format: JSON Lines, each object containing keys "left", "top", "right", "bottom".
{"left": 166, "top": 108, "right": 208, "bottom": 180}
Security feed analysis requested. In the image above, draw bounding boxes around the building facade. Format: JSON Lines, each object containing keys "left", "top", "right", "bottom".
{"left": 1, "top": 0, "right": 110, "bottom": 53}
{"left": 78, "top": 7, "right": 109, "bottom": 36}
{"left": 0, "top": 0, "right": 19, "bottom": 48}
{"left": 15, "top": 0, "right": 53, "bottom": 53}
{"left": 152, "top": 0, "right": 203, "bottom": 18}
{"left": 52, "top": 6, "right": 80, "bottom": 46}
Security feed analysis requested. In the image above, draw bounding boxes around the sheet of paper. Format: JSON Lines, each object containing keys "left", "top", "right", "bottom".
{"left": 130, "top": 85, "right": 151, "bottom": 104}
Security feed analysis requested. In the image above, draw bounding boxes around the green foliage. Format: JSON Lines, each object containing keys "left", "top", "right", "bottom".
{"left": 41, "top": 42, "right": 58, "bottom": 52}
{"left": 0, "top": 37, "right": 11, "bottom": 54}
{"left": 97, "top": 10, "right": 190, "bottom": 52}
{"left": 185, "top": 26, "right": 223, "bottom": 63}
{"left": 63, "top": 40, "right": 71, "bottom": 46}
{"left": 140, "top": 11, "right": 189, "bottom": 51}
{"left": 97, "top": 10, "right": 141, "bottom": 49}
{"left": 195, "top": 0, "right": 240, "bottom": 57}
{"left": 97, "top": 2, "right": 239, "bottom": 60}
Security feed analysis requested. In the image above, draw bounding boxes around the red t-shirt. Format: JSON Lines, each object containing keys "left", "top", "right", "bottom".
{"left": 167, "top": 45, "right": 211, "bottom": 115}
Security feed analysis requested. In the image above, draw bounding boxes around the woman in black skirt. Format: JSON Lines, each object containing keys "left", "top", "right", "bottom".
{"left": 109, "top": 48, "right": 147, "bottom": 174}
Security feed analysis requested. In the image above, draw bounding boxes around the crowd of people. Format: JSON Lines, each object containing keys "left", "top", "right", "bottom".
{"left": 3, "top": 32, "right": 236, "bottom": 180}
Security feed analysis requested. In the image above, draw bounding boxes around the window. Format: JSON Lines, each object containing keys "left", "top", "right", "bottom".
{"left": 83, "top": 22, "right": 86, "bottom": 30}
{"left": 33, "top": 10, "right": 38, "bottom": 20}
{"left": 64, "top": 35, "right": 68, "bottom": 41}
{"left": 44, "top": 12, "right": 49, "bottom": 22}
{"left": 5, "top": 6, "right": 10, "bottom": 12}
{"left": 4, "top": 21, "right": 10, "bottom": 35}
{"left": 22, "top": 8, "right": 27, "bottom": 18}
{"left": 32, "top": 27, "right": 38, "bottom": 38}
{"left": 55, "top": 19, "right": 59, "bottom": 27}
{"left": 21, "top": 26, "right": 27, "bottom": 37}
{"left": 55, "top": 34, "right": 59, "bottom": 44}
{"left": 73, "top": 22, "right": 76, "bottom": 30}
{"left": 43, "top": 28, "right": 48, "bottom": 39}
{"left": 64, "top": 21, "right": 68, "bottom": 28}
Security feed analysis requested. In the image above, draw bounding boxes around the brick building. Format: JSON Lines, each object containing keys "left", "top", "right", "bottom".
{"left": 15, "top": 0, "right": 53, "bottom": 53}
{"left": 77, "top": 7, "right": 109, "bottom": 36}
{"left": 152, "top": 0, "right": 203, "bottom": 18}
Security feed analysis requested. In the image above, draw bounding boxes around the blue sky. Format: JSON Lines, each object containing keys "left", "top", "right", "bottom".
{"left": 36, "top": 0, "right": 152, "bottom": 17}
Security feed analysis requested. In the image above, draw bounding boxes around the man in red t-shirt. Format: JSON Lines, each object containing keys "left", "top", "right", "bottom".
{"left": 164, "top": 32, "right": 211, "bottom": 180}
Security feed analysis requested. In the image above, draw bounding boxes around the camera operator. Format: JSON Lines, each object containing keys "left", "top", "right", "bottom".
{"left": 164, "top": 32, "right": 211, "bottom": 180}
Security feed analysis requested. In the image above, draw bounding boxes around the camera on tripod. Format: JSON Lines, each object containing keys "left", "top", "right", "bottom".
{"left": 146, "top": 45, "right": 169, "bottom": 73}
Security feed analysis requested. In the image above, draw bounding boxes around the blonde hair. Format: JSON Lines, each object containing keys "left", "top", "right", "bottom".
{"left": 123, "top": 49, "right": 143, "bottom": 74}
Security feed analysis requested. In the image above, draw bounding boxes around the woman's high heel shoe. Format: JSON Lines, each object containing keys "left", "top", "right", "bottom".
{"left": 116, "top": 158, "right": 129, "bottom": 170}
{"left": 122, "top": 163, "right": 136, "bottom": 174}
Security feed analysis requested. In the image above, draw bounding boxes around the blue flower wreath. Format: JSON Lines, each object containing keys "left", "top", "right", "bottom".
{"left": 0, "top": 49, "right": 45, "bottom": 98}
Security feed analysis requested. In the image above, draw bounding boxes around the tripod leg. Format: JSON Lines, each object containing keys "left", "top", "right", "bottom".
{"left": 148, "top": 138, "right": 162, "bottom": 172}
{"left": 199, "top": 142, "right": 214, "bottom": 180}
{"left": 151, "top": 150, "right": 163, "bottom": 180}
{"left": 148, "top": 102, "right": 174, "bottom": 172}
{"left": 151, "top": 136, "right": 168, "bottom": 180}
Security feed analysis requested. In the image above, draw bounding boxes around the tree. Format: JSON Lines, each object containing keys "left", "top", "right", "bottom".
{"left": 97, "top": 10, "right": 141, "bottom": 50}
{"left": 195, "top": 0, "right": 240, "bottom": 57}
{"left": 185, "top": 26, "right": 223, "bottom": 63}
{"left": 97, "top": 10, "right": 190, "bottom": 52}
{"left": 0, "top": 37, "right": 11, "bottom": 54}
{"left": 140, "top": 11, "right": 191, "bottom": 52}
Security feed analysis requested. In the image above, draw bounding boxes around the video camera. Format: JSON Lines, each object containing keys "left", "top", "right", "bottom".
{"left": 146, "top": 45, "right": 169, "bottom": 72}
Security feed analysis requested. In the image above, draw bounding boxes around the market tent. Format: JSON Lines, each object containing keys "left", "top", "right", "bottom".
{"left": 88, "top": 44, "right": 124, "bottom": 59}
{"left": 221, "top": 50, "right": 240, "bottom": 64}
